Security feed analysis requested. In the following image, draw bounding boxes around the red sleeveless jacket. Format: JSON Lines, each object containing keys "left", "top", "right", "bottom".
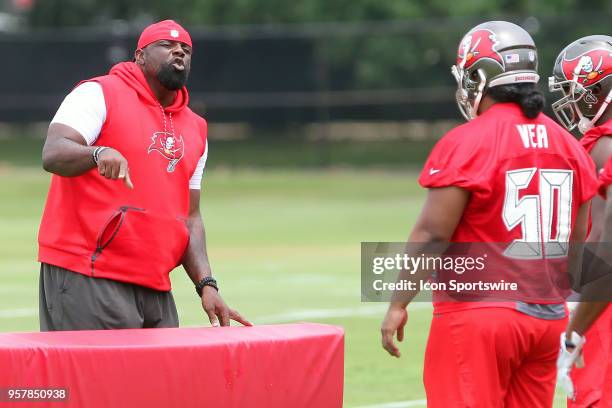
{"left": 38, "top": 62, "right": 207, "bottom": 291}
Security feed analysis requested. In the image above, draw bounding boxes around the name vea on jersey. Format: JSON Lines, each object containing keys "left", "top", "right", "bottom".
{"left": 516, "top": 124, "right": 549, "bottom": 149}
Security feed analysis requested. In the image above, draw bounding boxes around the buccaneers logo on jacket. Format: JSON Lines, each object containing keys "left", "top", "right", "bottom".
{"left": 561, "top": 48, "right": 612, "bottom": 87}
{"left": 147, "top": 132, "right": 184, "bottom": 172}
{"left": 457, "top": 29, "right": 504, "bottom": 70}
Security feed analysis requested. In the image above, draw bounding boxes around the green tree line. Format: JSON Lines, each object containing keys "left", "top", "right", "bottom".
{"left": 25, "top": 1, "right": 610, "bottom": 92}
{"left": 27, "top": 0, "right": 609, "bottom": 27}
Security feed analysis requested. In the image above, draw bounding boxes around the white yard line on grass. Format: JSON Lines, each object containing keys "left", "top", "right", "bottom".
{"left": 0, "top": 307, "right": 37, "bottom": 318}
{"left": 352, "top": 399, "right": 427, "bottom": 408}
{"left": 352, "top": 392, "right": 567, "bottom": 408}
{"left": 0, "top": 287, "right": 33, "bottom": 294}
{"left": 254, "top": 303, "right": 432, "bottom": 324}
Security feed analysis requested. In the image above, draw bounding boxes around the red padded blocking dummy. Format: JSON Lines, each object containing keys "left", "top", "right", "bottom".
{"left": 0, "top": 323, "right": 344, "bottom": 408}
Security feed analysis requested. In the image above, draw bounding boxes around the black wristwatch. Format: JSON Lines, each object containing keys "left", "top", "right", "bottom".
{"left": 196, "top": 276, "right": 218, "bottom": 297}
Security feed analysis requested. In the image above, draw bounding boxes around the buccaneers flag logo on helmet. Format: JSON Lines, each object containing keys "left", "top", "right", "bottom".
{"left": 457, "top": 29, "right": 504, "bottom": 70}
{"left": 148, "top": 131, "right": 184, "bottom": 172}
{"left": 561, "top": 48, "right": 612, "bottom": 87}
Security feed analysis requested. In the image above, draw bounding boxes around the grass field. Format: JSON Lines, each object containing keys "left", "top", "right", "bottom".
{"left": 0, "top": 144, "right": 568, "bottom": 407}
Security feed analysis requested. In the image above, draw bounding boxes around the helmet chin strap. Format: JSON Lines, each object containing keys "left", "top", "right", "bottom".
{"left": 577, "top": 88, "right": 612, "bottom": 134}
{"left": 578, "top": 117, "right": 594, "bottom": 134}
{"left": 467, "top": 69, "right": 487, "bottom": 120}
{"left": 452, "top": 64, "right": 472, "bottom": 121}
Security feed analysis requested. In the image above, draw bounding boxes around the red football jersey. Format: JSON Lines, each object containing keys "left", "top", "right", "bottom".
{"left": 420, "top": 103, "right": 597, "bottom": 242}
{"left": 599, "top": 156, "right": 612, "bottom": 198}
{"left": 580, "top": 119, "right": 612, "bottom": 153}
{"left": 418, "top": 103, "right": 599, "bottom": 311}
{"left": 579, "top": 120, "right": 611, "bottom": 236}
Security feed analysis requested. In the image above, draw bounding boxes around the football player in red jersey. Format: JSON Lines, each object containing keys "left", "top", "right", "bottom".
{"left": 381, "top": 21, "right": 599, "bottom": 407}
{"left": 549, "top": 35, "right": 612, "bottom": 407}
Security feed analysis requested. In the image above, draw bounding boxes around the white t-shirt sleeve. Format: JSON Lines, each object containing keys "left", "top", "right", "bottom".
{"left": 54, "top": 82, "right": 208, "bottom": 189}
{"left": 189, "top": 139, "right": 208, "bottom": 189}
{"left": 51, "top": 82, "right": 106, "bottom": 145}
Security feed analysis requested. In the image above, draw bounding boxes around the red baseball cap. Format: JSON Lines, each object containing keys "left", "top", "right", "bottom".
{"left": 137, "top": 20, "right": 192, "bottom": 50}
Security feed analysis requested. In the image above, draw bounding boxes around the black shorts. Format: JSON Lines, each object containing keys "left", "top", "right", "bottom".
{"left": 39, "top": 263, "right": 179, "bottom": 331}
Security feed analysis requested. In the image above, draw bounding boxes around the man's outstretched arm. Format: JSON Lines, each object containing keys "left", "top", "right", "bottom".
{"left": 182, "top": 189, "right": 251, "bottom": 327}
{"left": 381, "top": 186, "right": 469, "bottom": 357}
{"left": 567, "top": 188, "right": 612, "bottom": 336}
{"left": 42, "top": 123, "right": 133, "bottom": 188}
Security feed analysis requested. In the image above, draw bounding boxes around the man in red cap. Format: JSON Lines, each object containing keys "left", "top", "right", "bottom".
{"left": 38, "top": 20, "right": 251, "bottom": 330}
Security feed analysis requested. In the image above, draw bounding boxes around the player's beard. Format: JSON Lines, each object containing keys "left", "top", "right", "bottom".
{"left": 157, "top": 62, "right": 189, "bottom": 90}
